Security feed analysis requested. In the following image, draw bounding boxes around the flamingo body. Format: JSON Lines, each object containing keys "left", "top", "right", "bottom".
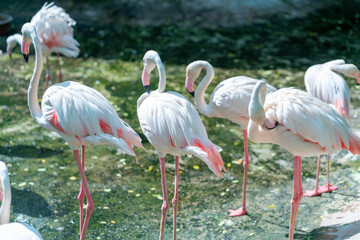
{"left": 41, "top": 81, "right": 142, "bottom": 152}
{"left": 138, "top": 90, "right": 224, "bottom": 176}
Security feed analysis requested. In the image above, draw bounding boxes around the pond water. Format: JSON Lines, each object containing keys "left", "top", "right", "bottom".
{"left": 1, "top": 54, "right": 360, "bottom": 239}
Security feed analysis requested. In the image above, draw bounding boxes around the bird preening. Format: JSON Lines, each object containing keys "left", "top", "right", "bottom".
{"left": 4, "top": 2, "right": 360, "bottom": 240}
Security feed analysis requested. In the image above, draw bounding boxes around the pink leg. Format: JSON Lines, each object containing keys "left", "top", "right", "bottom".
{"left": 159, "top": 157, "right": 169, "bottom": 240}
{"left": 57, "top": 53, "right": 62, "bottom": 82}
{"left": 319, "top": 154, "right": 338, "bottom": 193}
{"left": 172, "top": 156, "right": 179, "bottom": 240}
{"left": 45, "top": 57, "right": 50, "bottom": 90}
{"left": 304, "top": 155, "right": 321, "bottom": 197}
{"left": 228, "top": 130, "right": 249, "bottom": 217}
{"left": 78, "top": 146, "right": 86, "bottom": 236}
{"left": 73, "top": 149, "right": 94, "bottom": 240}
{"left": 289, "top": 156, "right": 303, "bottom": 240}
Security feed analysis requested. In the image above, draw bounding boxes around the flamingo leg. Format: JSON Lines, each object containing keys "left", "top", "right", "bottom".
{"left": 159, "top": 157, "right": 169, "bottom": 240}
{"left": 288, "top": 156, "right": 303, "bottom": 240}
{"left": 73, "top": 149, "right": 94, "bottom": 240}
{"left": 319, "top": 154, "right": 338, "bottom": 193}
{"left": 78, "top": 145, "right": 86, "bottom": 236}
{"left": 172, "top": 156, "right": 179, "bottom": 240}
{"left": 304, "top": 155, "right": 321, "bottom": 197}
{"left": 45, "top": 56, "right": 50, "bottom": 90}
{"left": 57, "top": 53, "right": 62, "bottom": 82}
{"left": 228, "top": 129, "right": 249, "bottom": 217}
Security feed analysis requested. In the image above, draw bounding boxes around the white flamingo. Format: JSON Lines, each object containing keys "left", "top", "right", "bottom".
{"left": 248, "top": 81, "right": 360, "bottom": 240}
{"left": 20, "top": 22, "right": 143, "bottom": 240}
{"left": 137, "top": 51, "right": 225, "bottom": 240}
{"left": 304, "top": 59, "right": 360, "bottom": 196}
{"left": 0, "top": 161, "right": 43, "bottom": 240}
{"left": 185, "top": 60, "right": 276, "bottom": 216}
{"left": 7, "top": 2, "right": 79, "bottom": 89}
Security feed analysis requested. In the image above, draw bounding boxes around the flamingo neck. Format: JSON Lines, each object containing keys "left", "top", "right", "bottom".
{"left": 194, "top": 62, "right": 214, "bottom": 116}
{"left": 11, "top": 33, "right": 23, "bottom": 46}
{"left": 155, "top": 59, "right": 166, "bottom": 93}
{"left": 28, "top": 31, "right": 44, "bottom": 124}
{"left": 0, "top": 171, "right": 11, "bottom": 225}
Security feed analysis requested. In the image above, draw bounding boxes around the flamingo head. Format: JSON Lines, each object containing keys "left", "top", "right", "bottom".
{"left": 142, "top": 50, "right": 159, "bottom": 94}
{"left": 21, "top": 23, "right": 36, "bottom": 63}
{"left": 185, "top": 62, "right": 202, "bottom": 97}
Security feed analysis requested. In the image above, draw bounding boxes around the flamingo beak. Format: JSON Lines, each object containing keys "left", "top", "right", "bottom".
{"left": 185, "top": 75, "right": 195, "bottom": 97}
{"left": 142, "top": 68, "right": 151, "bottom": 94}
{"left": 23, "top": 54, "right": 29, "bottom": 63}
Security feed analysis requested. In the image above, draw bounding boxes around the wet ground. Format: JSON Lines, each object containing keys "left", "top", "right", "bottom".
{"left": 1, "top": 53, "right": 360, "bottom": 239}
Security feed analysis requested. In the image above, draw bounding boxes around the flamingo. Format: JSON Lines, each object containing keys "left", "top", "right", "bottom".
{"left": 20, "top": 22, "right": 144, "bottom": 240}
{"left": 0, "top": 161, "right": 43, "bottom": 240}
{"left": 137, "top": 51, "right": 225, "bottom": 240}
{"left": 303, "top": 59, "right": 360, "bottom": 196}
{"left": 7, "top": 2, "right": 79, "bottom": 89}
{"left": 248, "top": 81, "right": 360, "bottom": 240}
{"left": 185, "top": 60, "right": 276, "bottom": 217}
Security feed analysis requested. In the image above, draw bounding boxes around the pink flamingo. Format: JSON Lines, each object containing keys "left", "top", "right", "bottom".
{"left": 185, "top": 60, "right": 276, "bottom": 217}
{"left": 0, "top": 161, "right": 44, "bottom": 240}
{"left": 248, "top": 81, "right": 360, "bottom": 240}
{"left": 21, "top": 22, "right": 143, "bottom": 240}
{"left": 303, "top": 59, "right": 360, "bottom": 196}
{"left": 137, "top": 51, "right": 225, "bottom": 240}
{"left": 7, "top": 2, "right": 79, "bottom": 89}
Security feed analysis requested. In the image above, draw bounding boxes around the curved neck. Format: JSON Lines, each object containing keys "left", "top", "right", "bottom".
{"left": 155, "top": 59, "right": 166, "bottom": 93}
{"left": 28, "top": 32, "right": 44, "bottom": 124}
{"left": 13, "top": 34, "right": 23, "bottom": 45}
{"left": 194, "top": 62, "right": 214, "bottom": 115}
{"left": 0, "top": 171, "right": 11, "bottom": 225}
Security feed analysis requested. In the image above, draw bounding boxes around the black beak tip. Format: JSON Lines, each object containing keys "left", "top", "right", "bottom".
{"left": 356, "top": 82, "right": 360, "bottom": 86}
{"left": 144, "top": 85, "right": 150, "bottom": 94}
{"left": 23, "top": 54, "right": 29, "bottom": 63}
{"left": 187, "top": 90, "right": 195, "bottom": 97}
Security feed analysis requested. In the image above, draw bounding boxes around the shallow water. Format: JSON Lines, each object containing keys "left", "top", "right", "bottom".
{"left": 1, "top": 54, "right": 360, "bottom": 239}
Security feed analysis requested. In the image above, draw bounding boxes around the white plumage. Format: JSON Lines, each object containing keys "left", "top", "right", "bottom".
{"left": 0, "top": 161, "right": 43, "bottom": 240}
{"left": 185, "top": 60, "right": 276, "bottom": 217}
{"left": 304, "top": 59, "right": 360, "bottom": 120}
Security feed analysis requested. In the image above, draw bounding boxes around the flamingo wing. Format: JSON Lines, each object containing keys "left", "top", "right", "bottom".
{"left": 305, "top": 60, "right": 350, "bottom": 120}
{"left": 265, "top": 88, "right": 350, "bottom": 154}
{"left": 138, "top": 91, "right": 225, "bottom": 176}
{"left": 41, "top": 81, "right": 142, "bottom": 153}
{"left": 211, "top": 76, "right": 276, "bottom": 125}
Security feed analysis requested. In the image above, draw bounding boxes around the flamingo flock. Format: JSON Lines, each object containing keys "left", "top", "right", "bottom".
{"left": 2, "top": 2, "right": 360, "bottom": 240}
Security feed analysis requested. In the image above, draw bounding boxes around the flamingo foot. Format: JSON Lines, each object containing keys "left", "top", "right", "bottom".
{"left": 319, "top": 184, "right": 338, "bottom": 193}
{"left": 303, "top": 189, "right": 322, "bottom": 197}
{"left": 228, "top": 207, "right": 247, "bottom": 217}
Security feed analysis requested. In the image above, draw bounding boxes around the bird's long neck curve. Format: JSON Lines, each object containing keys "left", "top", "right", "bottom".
{"left": 194, "top": 62, "right": 214, "bottom": 116}
{"left": 0, "top": 171, "right": 11, "bottom": 225}
{"left": 155, "top": 59, "right": 166, "bottom": 93}
{"left": 28, "top": 31, "right": 44, "bottom": 124}
{"left": 13, "top": 34, "right": 23, "bottom": 46}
